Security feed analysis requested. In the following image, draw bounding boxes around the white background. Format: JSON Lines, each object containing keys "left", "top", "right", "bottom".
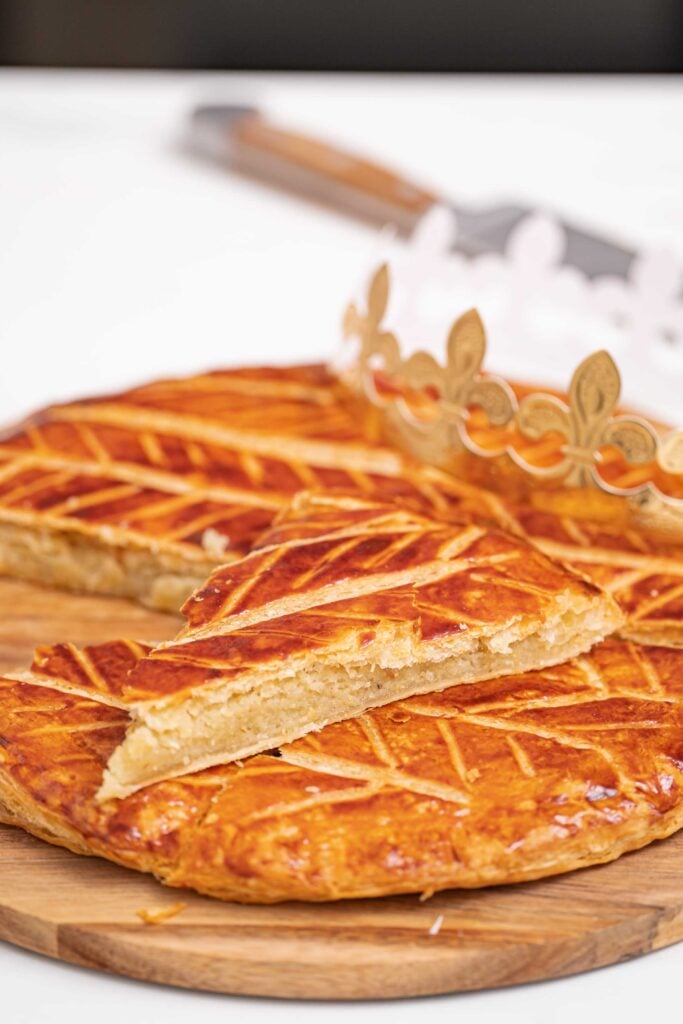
{"left": 1, "top": 70, "right": 683, "bottom": 1023}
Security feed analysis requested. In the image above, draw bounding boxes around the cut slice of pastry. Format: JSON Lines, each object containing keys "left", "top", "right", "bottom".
{"left": 2, "top": 637, "right": 682, "bottom": 903}
{"left": 1, "top": 360, "right": 672, "bottom": 641}
{"left": 0, "top": 364, "right": 508, "bottom": 610}
{"left": 88, "top": 493, "right": 623, "bottom": 799}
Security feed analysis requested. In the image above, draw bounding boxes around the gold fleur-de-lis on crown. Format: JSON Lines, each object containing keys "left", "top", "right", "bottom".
{"left": 343, "top": 264, "right": 516, "bottom": 462}
{"left": 343, "top": 267, "right": 683, "bottom": 535}
{"left": 343, "top": 264, "right": 400, "bottom": 397}
{"left": 512, "top": 350, "right": 658, "bottom": 487}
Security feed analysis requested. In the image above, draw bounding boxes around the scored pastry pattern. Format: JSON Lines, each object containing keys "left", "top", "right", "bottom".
{"left": 508, "top": 506, "right": 683, "bottom": 644}
{"left": 127, "top": 499, "right": 605, "bottom": 703}
{"left": 0, "top": 368, "right": 502, "bottom": 560}
{"left": 1, "top": 637, "right": 682, "bottom": 901}
{"left": 0, "top": 364, "right": 679, "bottom": 643}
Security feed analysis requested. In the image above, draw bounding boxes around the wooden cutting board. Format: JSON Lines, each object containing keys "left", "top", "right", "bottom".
{"left": 1, "top": 577, "right": 682, "bottom": 1000}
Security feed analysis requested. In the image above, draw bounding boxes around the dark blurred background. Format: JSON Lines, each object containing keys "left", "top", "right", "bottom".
{"left": 1, "top": 0, "right": 682, "bottom": 72}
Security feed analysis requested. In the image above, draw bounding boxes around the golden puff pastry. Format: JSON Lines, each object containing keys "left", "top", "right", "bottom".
{"left": 2, "top": 636, "right": 683, "bottom": 903}
{"left": 80, "top": 493, "right": 623, "bottom": 799}
{"left": 0, "top": 361, "right": 677, "bottom": 646}
{"left": 503, "top": 500, "right": 683, "bottom": 648}
{"left": 0, "top": 364, "right": 507, "bottom": 611}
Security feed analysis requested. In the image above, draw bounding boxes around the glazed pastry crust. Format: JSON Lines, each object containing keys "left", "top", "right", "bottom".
{"left": 0, "top": 362, "right": 678, "bottom": 644}
{"left": 1, "top": 638, "right": 683, "bottom": 903}
{"left": 90, "top": 494, "right": 623, "bottom": 798}
{"left": 0, "top": 364, "right": 506, "bottom": 611}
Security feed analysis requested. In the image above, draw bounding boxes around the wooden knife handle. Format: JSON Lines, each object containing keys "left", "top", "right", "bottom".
{"left": 230, "top": 114, "right": 439, "bottom": 232}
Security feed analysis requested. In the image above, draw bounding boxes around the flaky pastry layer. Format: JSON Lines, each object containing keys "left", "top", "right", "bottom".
{"left": 1, "top": 638, "right": 683, "bottom": 903}
{"left": 0, "top": 363, "right": 679, "bottom": 648}
{"left": 0, "top": 521, "right": 215, "bottom": 612}
{"left": 92, "top": 495, "right": 623, "bottom": 798}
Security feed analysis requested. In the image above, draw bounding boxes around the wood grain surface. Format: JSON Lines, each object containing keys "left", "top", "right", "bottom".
{"left": 0, "top": 578, "right": 179, "bottom": 675}
{"left": 1, "top": 577, "right": 682, "bottom": 1000}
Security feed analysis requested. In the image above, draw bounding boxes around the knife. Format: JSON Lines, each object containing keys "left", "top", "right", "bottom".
{"left": 189, "top": 104, "right": 634, "bottom": 279}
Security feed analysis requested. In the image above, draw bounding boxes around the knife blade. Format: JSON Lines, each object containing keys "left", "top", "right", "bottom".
{"left": 188, "top": 104, "right": 634, "bottom": 279}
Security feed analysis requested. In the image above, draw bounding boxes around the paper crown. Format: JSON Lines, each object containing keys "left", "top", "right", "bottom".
{"left": 341, "top": 262, "right": 683, "bottom": 540}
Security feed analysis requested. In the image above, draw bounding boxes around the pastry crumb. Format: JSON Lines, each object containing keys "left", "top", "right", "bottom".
{"left": 201, "top": 528, "right": 230, "bottom": 559}
{"left": 428, "top": 914, "right": 444, "bottom": 936}
{"left": 137, "top": 901, "right": 187, "bottom": 925}
{"left": 418, "top": 888, "right": 435, "bottom": 902}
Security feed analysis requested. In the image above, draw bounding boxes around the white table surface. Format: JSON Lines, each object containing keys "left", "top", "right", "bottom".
{"left": 1, "top": 69, "right": 682, "bottom": 1024}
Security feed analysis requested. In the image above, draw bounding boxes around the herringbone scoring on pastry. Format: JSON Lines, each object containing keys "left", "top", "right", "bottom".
{"left": 0, "top": 364, "right": 511, "bottom": 610}
{"left": 75, "top": 492, "right": 621, "bottom": 800}
{"left": 0, "top": 362, "right": 680, "bottom": 908}
{"left": 506, "top": 502, "right": 683, "bottom": 649}
{"left": 1, "top": 637, "right": 682, "bottom": 903}
{"left": 0, "top": 364, "right": 679, "bottom": 647}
